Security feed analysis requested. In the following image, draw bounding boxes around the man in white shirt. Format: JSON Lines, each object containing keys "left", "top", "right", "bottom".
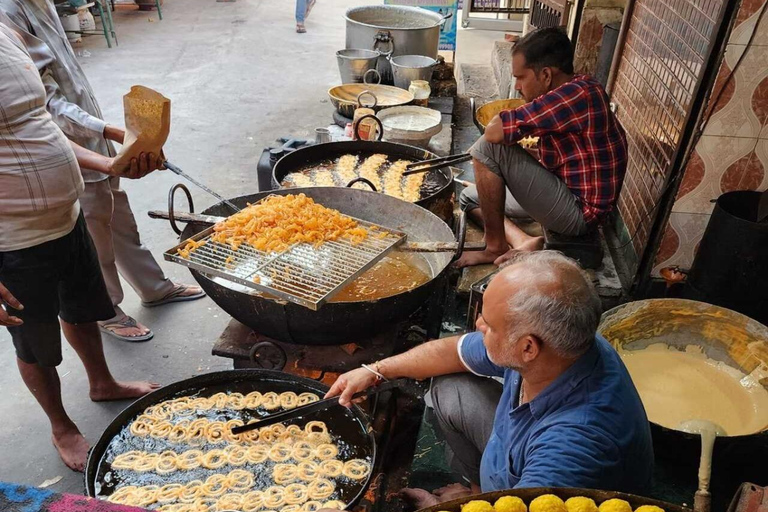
{"left": 0, "top": 22, "right": 161, "bottom": 472}
{"left": 0, "top": 0, "right": 205, "bottom": 343}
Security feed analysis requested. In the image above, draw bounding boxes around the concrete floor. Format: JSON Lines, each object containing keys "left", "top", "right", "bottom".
{"left": 0, "top": 0, "right": 378, "bottom": 494}
{"left": 0, "top": 0, "right": 509, "bottom": 494}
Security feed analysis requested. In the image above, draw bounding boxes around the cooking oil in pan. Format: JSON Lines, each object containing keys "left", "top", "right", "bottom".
{"left": 94, "top": 382, "right": 373, "bottom": 509}
{"left": 331, "top": 252, "right": 431, "bottom": 302}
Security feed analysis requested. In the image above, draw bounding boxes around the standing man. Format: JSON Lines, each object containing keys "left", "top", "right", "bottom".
{"left": 456, "top": 27, "right": 627, "bottom": 267}
{"left": 0, "top": 0, "right": 205, "bottom": 342}
{"left": 0, "top": 22, "right": 161, "bottom": 471}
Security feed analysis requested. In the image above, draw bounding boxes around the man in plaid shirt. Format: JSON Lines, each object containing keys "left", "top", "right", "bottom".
{"left": 457, "top": 27, "right": 627, "bottom": 267}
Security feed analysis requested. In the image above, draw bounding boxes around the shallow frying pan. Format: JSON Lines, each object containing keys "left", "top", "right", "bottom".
{"left": 328, "top": 84, "right": 413, "bottom": 118}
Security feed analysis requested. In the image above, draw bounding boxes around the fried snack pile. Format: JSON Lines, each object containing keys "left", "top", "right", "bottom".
{"left": 100, "top": 390, "right": 372, "bottom": 512}
{"left": 454, "top": 496, "right": 663, "bottom": 512}
{"left": 178, "top": 194, "right": 369, "bottom": 258}
{"left": 282, "top": 154, "right": 428, "bottom": 203}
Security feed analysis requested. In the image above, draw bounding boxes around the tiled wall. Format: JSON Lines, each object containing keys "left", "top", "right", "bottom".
{"left": 653, "top": 0, "right": 768, "bottom": 275}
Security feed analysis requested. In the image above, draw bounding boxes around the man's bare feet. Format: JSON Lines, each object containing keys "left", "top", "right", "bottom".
{"left": 51, "top": 428, "right": 89, "bottom": 472}
{"left": 433, "top": 483, "right": 474, "bottom": 501}
{"left": 453, "top": 248, "right": 508, "bottom": 268}
{"left": 492, "top": 236, "right": 544, "bottom": 266}
{"left": 400, "top": 484, "right": 473, "bottom": 508}
{"left": 90, "top": 380, "right": 161, "bottom": 402}
{"left": 400, "top": 488, "right": 441, "bottom": 509}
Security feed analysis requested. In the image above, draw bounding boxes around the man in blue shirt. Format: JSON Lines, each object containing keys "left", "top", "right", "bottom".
{"left": 326, "top": 251, "right": 653, "bottom": 506}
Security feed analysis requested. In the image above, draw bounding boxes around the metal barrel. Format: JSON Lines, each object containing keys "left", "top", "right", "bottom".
{"left": 683, "top": 190, "right": 768, "bottom": 324}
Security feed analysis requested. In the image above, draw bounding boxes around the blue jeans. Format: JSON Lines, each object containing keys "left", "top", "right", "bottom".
{"left": 295, "top": 0, "right": 307, "bottom": 23}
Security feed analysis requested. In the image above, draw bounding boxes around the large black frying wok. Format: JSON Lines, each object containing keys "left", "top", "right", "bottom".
{"left": 85, "top": 369, "right": 375, "bottom": 507}
{"left": 271, "top": 140, "right": 456, "bottom": 226}
{"left": 169, "top": 186, "right": 456, "bottom": 345}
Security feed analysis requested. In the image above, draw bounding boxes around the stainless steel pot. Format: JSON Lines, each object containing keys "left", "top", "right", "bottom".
{"left": 345, "top": 5, "right": 451, "bottom": 84}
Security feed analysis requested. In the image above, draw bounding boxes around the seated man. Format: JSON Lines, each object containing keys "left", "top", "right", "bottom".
{"left": 326, "top": 251, "right": 653, "bottom": 504}
{"left": 457, "top": 27, "right": 628, "bottom": 267}
{"left": 0, "top": 22, "right": 162, "bottom": 471}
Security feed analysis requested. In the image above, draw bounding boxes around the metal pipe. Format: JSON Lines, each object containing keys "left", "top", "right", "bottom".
{"left": 605, "top": 0, "right": 636, "bottom": 97}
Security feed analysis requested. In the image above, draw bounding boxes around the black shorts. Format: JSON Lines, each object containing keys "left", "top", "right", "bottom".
{"left": 0, "top": 212, "right": 115, "bottom": 367}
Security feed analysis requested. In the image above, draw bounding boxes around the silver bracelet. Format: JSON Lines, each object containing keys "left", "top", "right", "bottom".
{"left": 361, "top": 363, "right": 388, "bottom": 382}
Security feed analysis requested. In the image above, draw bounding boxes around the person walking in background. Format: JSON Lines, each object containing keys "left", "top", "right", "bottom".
{"left": 0, "top": 0, "right": 206, "bottom": 343}
{"left": 295, "top": 0, "right": 316, "bottom": 33}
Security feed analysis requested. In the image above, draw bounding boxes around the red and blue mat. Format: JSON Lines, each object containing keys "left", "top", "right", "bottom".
{"left": 0, "top": 482, "right": 147, "bottom": 512}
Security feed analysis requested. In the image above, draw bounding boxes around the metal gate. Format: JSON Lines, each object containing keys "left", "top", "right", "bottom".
{"left": 527, "top": 0, "right": 572, "bottom": 31}
{"left": 606, "top": 0, "right": 729, "bottom": 284}
{"left": 461, "top": 0, "right": 530, "bottom": 31}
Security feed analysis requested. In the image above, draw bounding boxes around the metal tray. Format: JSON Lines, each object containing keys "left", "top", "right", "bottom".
{"left": 164, "top": 211, "right": 406, "bottom": 311}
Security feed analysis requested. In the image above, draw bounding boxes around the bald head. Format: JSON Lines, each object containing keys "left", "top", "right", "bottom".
{"left": 484, "top": 251, "right": 602, "bottom": 359}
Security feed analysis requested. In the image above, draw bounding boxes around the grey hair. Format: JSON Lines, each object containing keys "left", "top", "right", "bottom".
{"left": 500, "top": 251, "right": 602, "bottom": 358}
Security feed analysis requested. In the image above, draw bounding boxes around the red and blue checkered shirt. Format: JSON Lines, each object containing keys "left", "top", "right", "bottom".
{"left": 499, "top": 75, "right": 628, "bottom": 225}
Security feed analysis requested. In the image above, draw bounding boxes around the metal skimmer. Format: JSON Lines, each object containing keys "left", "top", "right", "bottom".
{"left": 163, "top": 214, "right": 406, "bottom": 310}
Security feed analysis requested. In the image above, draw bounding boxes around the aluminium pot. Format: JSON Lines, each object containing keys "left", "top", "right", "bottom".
{"left": 271, "top": 140, "right": 455, "bottom": 226}
{"left": 345, "top": 5, "right": 450, "bottom": 84}
{"left": 174, "top": 187, "right": 457, "bottom": 345}
{"left": 389, "top": 54, "right": 437, "bottom": 90}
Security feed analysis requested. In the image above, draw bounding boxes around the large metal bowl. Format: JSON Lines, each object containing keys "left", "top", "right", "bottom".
{"left": 598, "top": 298, "right": 768, "bottom": 507}
{"left": 177, "top": 187, "right": 455, "bottom": 345}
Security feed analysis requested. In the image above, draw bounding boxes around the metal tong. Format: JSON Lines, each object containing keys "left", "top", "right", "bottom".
{"left": 403, "top": 153, "right": 472, "bottom": 176}
{"left": 164, "top": 160, "right": 241, "bottom": 212}
{"left": 230, "top": 379, "right": 403, "bottom": 434}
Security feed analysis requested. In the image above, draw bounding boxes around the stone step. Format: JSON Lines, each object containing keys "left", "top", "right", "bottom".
{"left": 456, "top": 63, "right": 499, "bottom": 100}
{"left": 492, "top": 40, "right": 516, "bottom": 99}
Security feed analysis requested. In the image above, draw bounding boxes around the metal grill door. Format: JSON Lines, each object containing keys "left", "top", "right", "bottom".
{"left": 607, "top": 0, "right": 729, "bottom": 282}
{"left": 461, "top": 0, "right": 530, "bottom": 31}
{"left": 527, "top": 0, "right": 572, "bottom": 31}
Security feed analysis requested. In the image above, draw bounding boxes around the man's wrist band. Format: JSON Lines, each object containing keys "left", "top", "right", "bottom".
{"left": 361, "top": 363, "right": 388, "bottom": 383}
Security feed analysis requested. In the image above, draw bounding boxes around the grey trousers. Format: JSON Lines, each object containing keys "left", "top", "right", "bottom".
{"left": 429, "top": 373, "right": 503, "bottom": 485}
{"left": 80, "top": 177, "right": 174, "bottom": 316}
{"left": 459, "top": 136, "right": 589, "bottom": 236}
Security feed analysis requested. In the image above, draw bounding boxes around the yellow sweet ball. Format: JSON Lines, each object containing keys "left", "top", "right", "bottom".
{"left": 565, "top": 497, "right": 598, "bottom": 512}
{"left": 598, "top": 499, "right": 632, "bottom": 512}
{"left": 495, "top": 496, "right": 527, "bottom": 512}
{"left": 529, "top": 494, "right": 567, "bottom": 512}
{"left": 463, "top": 500, "right": 496, "bottom": 512}
{"left": 634, "top": 506, "right": 665, "bottom": 512}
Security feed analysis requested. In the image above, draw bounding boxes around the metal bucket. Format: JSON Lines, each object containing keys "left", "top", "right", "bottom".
{"left": 389, "top": 55, "right": 436, "bottom": 90}
{"left": 337, "top": 49, "right": 381, "bottom": 84}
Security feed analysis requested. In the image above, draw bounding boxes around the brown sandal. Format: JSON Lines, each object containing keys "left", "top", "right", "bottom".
{"left": 141, "top": 283, "right": 206, "bottom": 307}
{"left": 99, "top": 316, "right": 154, "bottom": 342}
